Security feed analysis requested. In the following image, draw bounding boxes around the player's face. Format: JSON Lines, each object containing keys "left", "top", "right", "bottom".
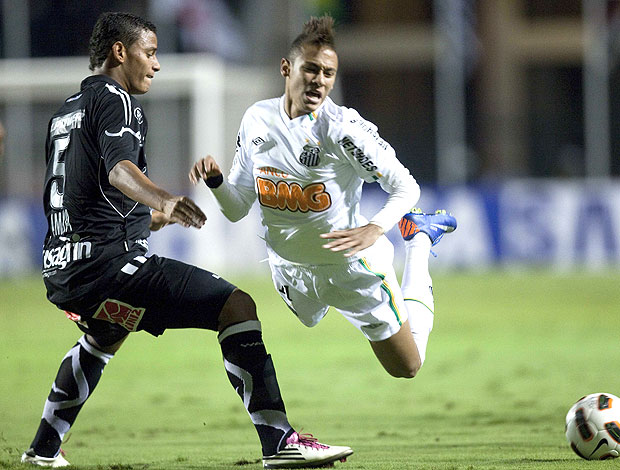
{"left": 123, "top": 29, "right": 160, "bottom": 95}
{"left": 281, "top": 45, "right": 338, "bottom": 119}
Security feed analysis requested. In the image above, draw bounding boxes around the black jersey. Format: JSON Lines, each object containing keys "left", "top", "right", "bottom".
{"left": 42, "top": 75, "right": 151, "bottom": 306}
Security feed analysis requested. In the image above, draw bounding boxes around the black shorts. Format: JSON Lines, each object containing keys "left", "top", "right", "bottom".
{"left": 62, "top": 254, "right": 236, "bottom": 347}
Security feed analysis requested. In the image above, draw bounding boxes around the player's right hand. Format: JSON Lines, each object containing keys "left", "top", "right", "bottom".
{"left": 189, "top": 155, "right": 222, "bottom": 185}
{"left": 162, "top": 196, "right": 206, "bottom": 229}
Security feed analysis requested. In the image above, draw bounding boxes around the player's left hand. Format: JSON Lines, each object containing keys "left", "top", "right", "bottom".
{"left": 150, "top": 210, "right": 173, "bottom": 231}
{"left": 320, "top": 223, "right": 384, "bottom": 257}
{"left": 162, "top": 195, "right": 206, "bottom": 229}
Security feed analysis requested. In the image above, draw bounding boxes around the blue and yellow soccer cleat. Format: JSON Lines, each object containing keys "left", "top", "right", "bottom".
{"left": 398, "top": 208, "right": 457, "bottom": 245}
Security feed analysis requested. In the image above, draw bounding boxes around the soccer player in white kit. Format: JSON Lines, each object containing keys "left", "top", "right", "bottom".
{"left": 190, "top": 15, "right": 456, "bottom": 378}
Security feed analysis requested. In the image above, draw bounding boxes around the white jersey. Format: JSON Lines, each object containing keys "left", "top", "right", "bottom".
{"left": 213, "top": 95, "right": 420, "bottom": 265}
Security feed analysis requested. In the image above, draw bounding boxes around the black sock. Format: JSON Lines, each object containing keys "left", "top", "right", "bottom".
{"left": 30, "top": 336, "right": 113, "bottom": 457}
{"left": 218, "top": 321, "right": 293, "bottom": 456}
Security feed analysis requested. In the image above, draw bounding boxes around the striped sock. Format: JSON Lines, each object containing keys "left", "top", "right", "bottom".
{"left": 218, "top": 321, "right": 293, "bottom": 456}
{"left": 30, "top": 336, "right": 113, "bottom": 457}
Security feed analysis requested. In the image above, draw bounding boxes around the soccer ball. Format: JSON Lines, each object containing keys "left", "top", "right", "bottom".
{"left": 565, "top": 393, "right": 620, "bottom": 460}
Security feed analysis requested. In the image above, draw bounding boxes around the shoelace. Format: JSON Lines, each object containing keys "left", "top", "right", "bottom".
{"left": 294, "top": 432, "right": 330, "bottom": 450}
{"left": 58, "top": 431, "right": 72, "bottom": 457}
{"left": 430, "top": 233, "right": 444, "bottom": 257}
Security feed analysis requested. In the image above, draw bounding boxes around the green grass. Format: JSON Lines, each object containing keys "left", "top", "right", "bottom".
{"left": 2, "top": 270, "right": 620, "bottom": 469}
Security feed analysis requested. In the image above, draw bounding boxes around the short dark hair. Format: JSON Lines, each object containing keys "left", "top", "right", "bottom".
{"left": 288, "top": 15, "right": 336, "bottom": 61}
{"left": 88, "top": 12, "right": 157, "bottom": 71}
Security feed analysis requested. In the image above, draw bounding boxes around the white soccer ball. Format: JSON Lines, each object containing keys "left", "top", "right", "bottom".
{"left": 565, "top": 393, "right": 620, "bottom": 460}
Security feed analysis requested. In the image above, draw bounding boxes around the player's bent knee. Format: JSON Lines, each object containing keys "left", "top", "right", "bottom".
{"left": 228, "top": 289, "right": 257, "bottom": 316}
{"left": 85, "top": 334, "right": 126, "bottom": 355}
{"left": 405, "top": 362, "right": 422, "bottom": 379}
{"left": 218, "top": 288, "right": 258, "bottom": 331}
{"left": 387, "top": 360, "right": 420, "bottom": 379}
{"left": 370, "top": 326, "right": 421, "bottom": 378}
{"left": 375, "top": 350, "right": 421, "bottom": 378}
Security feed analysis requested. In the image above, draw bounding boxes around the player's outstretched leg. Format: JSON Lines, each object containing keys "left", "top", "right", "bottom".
{"left": 218, "top": 291, "right": 352, "bottom": 468}
{"left": 218, "top": 319, "right": 291, "bottom": 454}
{"left": 21, "top": 335, "right": 116, "bottom": 467}
{"left": 398, "top": 208, "right": 456, "bottom": 365}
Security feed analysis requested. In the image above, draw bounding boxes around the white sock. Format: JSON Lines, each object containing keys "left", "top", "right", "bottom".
{"left": 401, "top": 234, "right": 434, "bottom": 365}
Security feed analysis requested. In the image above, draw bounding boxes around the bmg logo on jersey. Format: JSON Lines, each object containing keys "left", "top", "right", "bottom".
{"left": 256, "top": 177, "right": 331, "bottom": 213}
{"left": 299, "top": 144, "right": 321, "bottom": 167}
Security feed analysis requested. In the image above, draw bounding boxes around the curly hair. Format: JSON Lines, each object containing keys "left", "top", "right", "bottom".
{"left": 88, "top": 12, "right": 157, "bottom": 71}
{"left": 288, "top": 15, "right": 336, "bottom": 60}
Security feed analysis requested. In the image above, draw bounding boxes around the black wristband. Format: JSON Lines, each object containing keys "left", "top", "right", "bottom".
{"left": 205, "top": 174, "right": 224, "bottom": 188}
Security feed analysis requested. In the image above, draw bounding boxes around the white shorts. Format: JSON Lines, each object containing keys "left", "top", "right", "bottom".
{"left": 267, "top": 236, "right": 407, "bottom": 342}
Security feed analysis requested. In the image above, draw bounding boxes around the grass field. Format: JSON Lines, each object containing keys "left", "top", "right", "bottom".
{"left": 2, "top": 270, "right": 620, "bottom": 470}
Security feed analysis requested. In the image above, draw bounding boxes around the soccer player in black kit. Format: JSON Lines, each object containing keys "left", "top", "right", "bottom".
{"left": 21, "top": 12, "right": 352, "bottom": 469}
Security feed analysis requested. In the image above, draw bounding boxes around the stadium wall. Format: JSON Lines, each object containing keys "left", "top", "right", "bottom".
{"left": 2, "top": 179, "right": 619, "bottom": 278}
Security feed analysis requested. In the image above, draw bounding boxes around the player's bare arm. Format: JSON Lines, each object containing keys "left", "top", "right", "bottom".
{"left": 320, "top": 223, "right": 384, "bottom": 257}
{"left": 189, "top": 155, "right": 222, "bottom": 185}
{"left": 109, "top": 160, "right": 206, "bottom": 228}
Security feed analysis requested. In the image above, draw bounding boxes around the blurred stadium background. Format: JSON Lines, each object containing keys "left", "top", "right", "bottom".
{"left": 0, "top": 0, "right": 619, "bottom": 278}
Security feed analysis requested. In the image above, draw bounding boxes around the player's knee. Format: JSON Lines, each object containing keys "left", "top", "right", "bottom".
{"left": 388, "top": 358, "right": 421, "bottom": 379}
{"left": 218, "top": 288, "right": 258, "bottom": 330}
{"left": 229, "top": 289, "right": 257, "bottom": 316}
{"left": 406, "top": 361, "right": 422, "bottom": 378}
{"left": 395, "top": 366, "right": 419, "bottom": 379}
{"left": 85, "top": 334, "right": 126, "bottom": 355}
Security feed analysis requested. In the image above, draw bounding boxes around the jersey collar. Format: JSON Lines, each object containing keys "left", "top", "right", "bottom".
{"left": 81, "top": 74, "right": 126, "bottom": 92}
{"left": 278, "top": 95, "right": 328, "bottom": 129}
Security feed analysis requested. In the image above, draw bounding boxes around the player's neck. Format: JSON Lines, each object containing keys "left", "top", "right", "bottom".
{"left": 91, "top": 67, "right": 130, "bottom": 94}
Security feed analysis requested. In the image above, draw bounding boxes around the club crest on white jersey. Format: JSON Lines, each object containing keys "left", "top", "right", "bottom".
{"left": 299, "top": 144, "right": 321, "bottom": 167}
